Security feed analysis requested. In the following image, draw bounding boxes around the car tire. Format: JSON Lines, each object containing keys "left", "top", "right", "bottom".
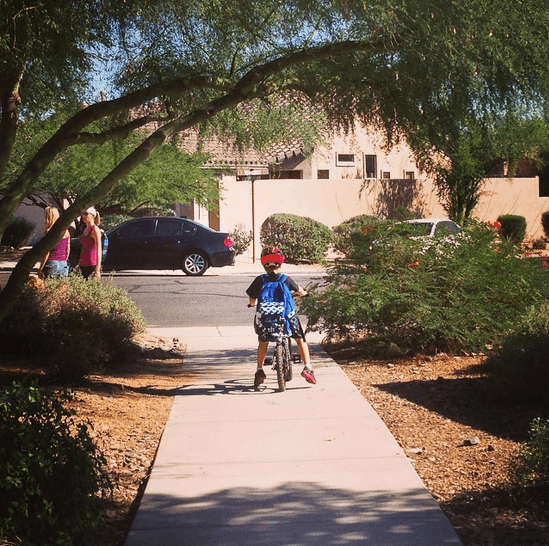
{"left": 181, "top": 251, "right": 209, "bottom": 276}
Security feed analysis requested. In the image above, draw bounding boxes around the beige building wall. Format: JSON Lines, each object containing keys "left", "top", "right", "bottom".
{"left": 220, "top": 175, "right": 549, "bottom": 261}
{"left": 474, "top": 177, "right": 549, "bottom": 238}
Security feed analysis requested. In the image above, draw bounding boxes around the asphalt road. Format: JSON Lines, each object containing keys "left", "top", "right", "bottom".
{"left": 108, "top": 270, "right": 322, "bottom": 328}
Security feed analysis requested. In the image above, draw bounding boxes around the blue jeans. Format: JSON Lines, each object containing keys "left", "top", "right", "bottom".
{"left": 44, "top": 260, "right": 69, "bottom": 278}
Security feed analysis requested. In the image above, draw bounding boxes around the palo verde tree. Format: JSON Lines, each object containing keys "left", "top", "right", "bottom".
{"left": 2, "top": 0, "right": 549, "bottom": 321}
{"left": 7, "top": 118, "right": 220, "bottom": 215}
{"left": 408, "top": 114, "right": 549, "bottom": 225}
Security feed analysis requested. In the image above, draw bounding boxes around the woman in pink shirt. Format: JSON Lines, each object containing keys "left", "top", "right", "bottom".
{"left": 78, "top": 207, "right": 102, "bottom": 279}
{"left": 38, "top": 206, "right": 70, "bottom": 278}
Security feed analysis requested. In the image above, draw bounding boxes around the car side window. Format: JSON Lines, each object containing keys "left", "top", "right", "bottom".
{"left": 119, "top": 219, "right": 155, "bottom": 238}
{"left": 436, "top": 222, "right": 458, "bottom": 236}
{"left": 181, "top": 220, "right": 198, "bottom": 236}
{"left": 156, "top": 219, "right": 182, "bottom": 237}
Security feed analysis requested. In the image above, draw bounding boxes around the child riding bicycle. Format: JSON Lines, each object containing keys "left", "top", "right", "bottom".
{"left": 246, "top": 247, "right": 316, "bottom": 388}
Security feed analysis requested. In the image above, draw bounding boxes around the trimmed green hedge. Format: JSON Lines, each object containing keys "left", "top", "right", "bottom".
{"left": 1, "top": 216, "right": 35, "bottom": 248}
{"left": 541, "top": 210, "right": 549, "bottom": 240}
{"left": 260, "top": 213, "right": 333, "bottom": 263}
{"left": 497, "top": 214, "right": 527, "bottom": 244}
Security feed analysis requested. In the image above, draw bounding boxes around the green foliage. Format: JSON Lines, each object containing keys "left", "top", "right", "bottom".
{"left": 509, "top": 418, "right": 549, "bottom": 489}
{"left": 541, "top": 211, "right": 549, "bottom": 240}
{"left": 497, "top": 214, "right": 527, "bottom": 244}
{"left": 260, "top": 213, "right": 333, "bottom": 263}
{"left": 432, "top": 125, "right": 490, "bottom": 225}
{"left": 0, "top": 381, "right": 110, "bottom": 545}
{"left": 231, "top": 224, "right": 252, "bottom": 256}
{"left": 332, "top": 215, "right": 381, "bottom": 257}
{"left": 301, "top": 221, "right": 549, "bottom": 354}
{"left": 484, "top": 301, "right": 549, "bottom": 405}
{"left": 0, "top": 216, "right": 35, "bottom": 248}
{"left": 0, "top": 276, "right": 146, "bottom": 380}
{"left": 100, "top": 213, "right": 133, "bottom": 232}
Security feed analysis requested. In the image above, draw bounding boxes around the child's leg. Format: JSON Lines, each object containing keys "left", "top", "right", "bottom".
{"left": 296, "top": 337, "right": 316, "bottom": 384}
{"left": 254, "top": 341, "right": 269, "bottom": 387}
{"left": 257, "top": 341, "right": 269, "bottom": 368}
{"left": 295, "top": 337, "right": 311, "bottom": 368}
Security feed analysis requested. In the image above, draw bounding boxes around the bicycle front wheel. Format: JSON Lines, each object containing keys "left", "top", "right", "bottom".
{"left": 275, "top": 343, "right": 286, "bottom": 392}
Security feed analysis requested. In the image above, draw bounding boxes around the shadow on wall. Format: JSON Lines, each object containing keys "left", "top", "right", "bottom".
{"left": 360, "top": 178, "right": 427, "bottom": 219}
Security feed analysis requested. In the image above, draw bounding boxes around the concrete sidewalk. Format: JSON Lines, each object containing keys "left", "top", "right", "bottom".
{"left": 124, "top": 326, "right": 463, "bottom": 546}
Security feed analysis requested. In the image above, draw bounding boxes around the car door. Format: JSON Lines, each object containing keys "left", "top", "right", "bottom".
{"left": 106, "top": 218, "right": 156, "bottom": 268}
{"left": 149, "top": 218, "right": 185, "bottom": 268}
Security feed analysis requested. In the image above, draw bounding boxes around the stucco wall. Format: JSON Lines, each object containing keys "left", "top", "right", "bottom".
{"left": 220, "top": 176, "right": 549, "bottom": 261}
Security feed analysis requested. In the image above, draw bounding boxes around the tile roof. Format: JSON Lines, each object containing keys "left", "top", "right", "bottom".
{"left": 179, "top": 129, "right": 304, "bottom": 168}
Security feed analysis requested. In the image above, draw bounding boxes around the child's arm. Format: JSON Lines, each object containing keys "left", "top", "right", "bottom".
{"left": 294, "top": 285, "right": 308, "bottom": 298}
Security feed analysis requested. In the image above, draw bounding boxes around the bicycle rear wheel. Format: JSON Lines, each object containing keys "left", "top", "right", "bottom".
{"left": 274, "top": 342, "right": 286, "bottom": 392}
{"left": 284, "top": 338, "right": 293, "bottom": 382}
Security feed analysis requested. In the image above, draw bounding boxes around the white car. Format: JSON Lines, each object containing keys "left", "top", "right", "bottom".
{"left": 404, "top": 218, "right": 461, "bottom": 237}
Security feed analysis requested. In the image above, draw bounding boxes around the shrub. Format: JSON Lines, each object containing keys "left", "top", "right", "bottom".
{"left": 332, "top": 215, "right": 381, "bottom": 257}
{"left": 532, "top": 237, "right": 546, "bottom": 249}
{"left": 497, "top": 214, "right": 527, "bottom": 244}
{"left": 1, "top": 216, "right": 35, "bottom": 248}
{"left": 542, "top": 210, "right": 549, "bottom": 240}
{"left": 301, "top": 222, "right": 549, "bottom": 354}
{"left": 0, "top": 381, "right": 110, "bottom": 545}
{"left": 0, "top": 275, "right": 146, "bottom": 379}
{"left": 260, "top": 213, "right": 333, "bottom": 263}
{"left": 484, "top": 301, "right": 549, "bottom": 405}
{"left": 231, "top": 223, "right": 252, "bottom": 256}
{"left": 509, "top": 418, "right": 549, "bottom": 489}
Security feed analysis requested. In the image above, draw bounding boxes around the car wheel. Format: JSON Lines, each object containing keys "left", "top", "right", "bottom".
{"left": 181, "top": 251, "right": 209, "bottom": 276}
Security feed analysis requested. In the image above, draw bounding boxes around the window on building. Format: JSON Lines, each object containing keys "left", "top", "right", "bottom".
{"left": 317, "top": 169, "right": 329, "bottom": 179}
{"left": 364, "top": 155, "right": 377, "bottom": 178}
{"left": 275, "top": 170, "right": 303, "bottom": 179}
{"left": 405, "top": 171, "right": 415, "bottom": 180}
{"left": 336, "top": 153, "right": 355, "bottom": 166}
{"left": 382, "top": 171, "right": 391, "bottom": 179}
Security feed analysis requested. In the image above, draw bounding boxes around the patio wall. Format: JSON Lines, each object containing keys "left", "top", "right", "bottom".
{"left": 219, "top": 175, "right": 549, "bottom": 261}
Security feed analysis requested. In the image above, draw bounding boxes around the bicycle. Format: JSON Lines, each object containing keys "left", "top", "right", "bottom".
{"left": 266, "top": 335, "right": 302, "bottom": 392}
{"left": 247, "top": 302, "right": 303, "bottom": 392}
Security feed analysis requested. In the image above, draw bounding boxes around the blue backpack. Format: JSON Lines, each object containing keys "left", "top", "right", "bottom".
{"left": 255, "top": 274, "right": 296, "bottom": 342}
{"left": 100, "top": 229, "right": 109, "bottom": 260}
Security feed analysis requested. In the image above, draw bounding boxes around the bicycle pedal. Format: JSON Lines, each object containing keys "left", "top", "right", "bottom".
{"left": 264, "top": 357, "right": 273, "bottom": 366}
{"left": 291, "top": 354, "right": 302, "bottom": 363}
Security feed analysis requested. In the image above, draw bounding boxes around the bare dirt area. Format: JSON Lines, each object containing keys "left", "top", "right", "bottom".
{"left": 330, "top": 346, "right": 549, "bottom": 546}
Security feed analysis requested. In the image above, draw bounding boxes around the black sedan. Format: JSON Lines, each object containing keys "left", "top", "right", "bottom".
{"left": 104, "top": 217, "right": 234, "bottom": 275}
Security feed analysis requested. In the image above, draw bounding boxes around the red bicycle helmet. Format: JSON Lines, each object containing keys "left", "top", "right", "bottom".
{"left": 260, "top": 247, "right": 285, "bottom": 267}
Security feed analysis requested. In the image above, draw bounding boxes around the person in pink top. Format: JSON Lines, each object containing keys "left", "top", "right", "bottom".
{"left": 38, "top": 206, "right": 70, "bottom": 278}
{"left": 78, "top": 207, "right": 102, "bottom": 279}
